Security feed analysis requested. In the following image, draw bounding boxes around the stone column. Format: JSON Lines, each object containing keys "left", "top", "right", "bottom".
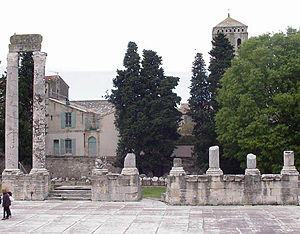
{"left": 3, "top": 52, "right": 21, "bottom": 175}
{"left": 206, "top": 146, "right": 223, "bottom": 175}
{"left": 281, "top": 151, "right": 299, "bottom": 175}
{"left": 30, "top": 51, "right": 48, "bottom": 174}
{"left": 169, "top": 158, "right": 186, "bottom": 176}
{"left": 121, "top": 153, "right": 139, "bottom": 175}
{"left": 245, "top": 153, "right": 260, "bottom": 175}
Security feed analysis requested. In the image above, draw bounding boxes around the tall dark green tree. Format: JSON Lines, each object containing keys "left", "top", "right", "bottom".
{"left": 188, "top": 53, "right": 212, "bottom": 169}
{"left": 208, "top": 33, "right": 235, "bottom": 111}
{"left": 109, "top": 42, "right": 142, "bottom": 167}
{"left": 216, "top": 30, "right": 300, "bottom": 173}
{"left": 18, "top": 52, "right": 34, "bottom": 165}
{"left": 206, "top": 33, "right": 239, "bottom": 173}
{"left": 109, "top": 43, "right": 181, "bottom": 176}
{"left": 138, "top": 50, "right": 181, "bottom": 176}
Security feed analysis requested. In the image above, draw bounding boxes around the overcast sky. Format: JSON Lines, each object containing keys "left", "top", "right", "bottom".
{"left": 1, "top": 0, "right": 299, "bottom": 102}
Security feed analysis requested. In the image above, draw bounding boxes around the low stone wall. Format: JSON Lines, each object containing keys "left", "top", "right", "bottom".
{"left": 166, "top": 174, "right": 299, "bottom": 205}
{"left": 91, "top": 153, "right": 142, "bottom": 201}
{"left": 46, "top": 155, "right": 120, "bottom": 179}
{"left": 165, "top": 147, "right": 299, "bottom": 205}
{"left": 2, "top": 170, "right": 49, "bottom": 200}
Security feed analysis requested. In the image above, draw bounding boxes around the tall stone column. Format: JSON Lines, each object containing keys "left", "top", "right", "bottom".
{"left": 30, "top": 51, "right": 48, "bottom": 174}
{"left": 3, "top": 52, "right": 21, "bottom": 175}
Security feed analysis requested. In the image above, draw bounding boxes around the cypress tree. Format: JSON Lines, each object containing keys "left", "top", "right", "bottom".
{"left": 188, "top": 53, "right": 212, "bottom": 169}
{"left": 18, "top": 52, "right": 34, "bottom": 165}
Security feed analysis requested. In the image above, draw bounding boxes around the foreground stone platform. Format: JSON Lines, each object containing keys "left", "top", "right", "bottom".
{"left": 1, "top": 200, "right": 299, "bottom": 233}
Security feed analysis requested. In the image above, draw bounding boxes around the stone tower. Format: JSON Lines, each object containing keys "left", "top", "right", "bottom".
{"left": 212, "top": 14, "right": 248, "bottom": 53}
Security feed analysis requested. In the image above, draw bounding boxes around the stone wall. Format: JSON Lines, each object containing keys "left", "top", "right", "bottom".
{"left": 91, "top": 153, "right": 142, "bottom": 201}
{"left": 165, "top": 147, "right": 299, "bottom": 205}
{"left": 166, "top": 174, "right": 299, "bottom": 205}
{"left": 46, "top": 155, "right": 120, "bottom": 179}
{"left": 2, "top": 171, "right": 49, "bottom": 200}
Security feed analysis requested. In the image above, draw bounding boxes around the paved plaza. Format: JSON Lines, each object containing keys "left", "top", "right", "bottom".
{"left": 0, "top": 199, "right": 299, "bottom": 233}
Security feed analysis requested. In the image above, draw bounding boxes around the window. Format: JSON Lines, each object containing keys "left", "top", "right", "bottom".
{"left": 53, "top": 140, "right": 59, "bottom": 155}
{"left": 65, "top": 139, "right": 72, "bottom": 154}
{"left": 88, "top": 137, "right": 97, "bottom": 156}
{"left": 61, "top": 112, "right": 76, "bottom": 128}
{"left": 65, "top": 112, "right": 72, "bottom": 127}
{"left": 237, "top": 38, "right": 242, "bottom": 47}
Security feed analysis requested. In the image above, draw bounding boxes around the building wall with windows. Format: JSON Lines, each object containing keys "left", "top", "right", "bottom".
{"left": 46, "top": 98, "right": 102, "bottom": 157}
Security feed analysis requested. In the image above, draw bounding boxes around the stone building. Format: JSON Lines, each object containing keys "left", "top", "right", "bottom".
{"left": 45, "top": 75, "right": 69, "bottom": 100}
{"left": 212, "top": 14, "right": 248, "bottom": 53}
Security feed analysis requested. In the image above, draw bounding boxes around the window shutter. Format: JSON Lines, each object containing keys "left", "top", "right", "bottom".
{"left": 96, "top": 118, "right": 100, "bottom": 129}
{"left": 61, "top": 113, "right": 66, "bottom": 129}
{"left": 71, "top": 112, "right": 76, "bottom": 128}
{"left": 72, "top": 139, "right": 76, "bottom": 155}
{"left": 85, "top": 117, "right": 89, "bottom": 129}
{"left": 60, "top": 139, "right": 65, "bottom": 155}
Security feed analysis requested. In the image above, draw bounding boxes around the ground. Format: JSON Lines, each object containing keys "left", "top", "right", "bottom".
{"left": 0, "top": 200, "right": 299, "bottom": 233}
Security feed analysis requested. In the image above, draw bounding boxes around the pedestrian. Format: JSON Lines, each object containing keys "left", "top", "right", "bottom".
{"left": 2, "top": 188, "right": 11, "bottom": 220}
{"left": 7, "top": 191, "right": 13, "bottom": 218}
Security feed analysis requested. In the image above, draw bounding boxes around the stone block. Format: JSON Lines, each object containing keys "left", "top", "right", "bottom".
{"left": 9, "top": 34, "right": 42, "bottom": 52}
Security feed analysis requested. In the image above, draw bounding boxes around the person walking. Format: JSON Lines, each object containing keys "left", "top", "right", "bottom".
{"left": 2, "top": 188, "right": 11, "bottom": 220}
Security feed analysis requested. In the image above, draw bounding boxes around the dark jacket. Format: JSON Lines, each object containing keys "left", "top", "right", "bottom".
{"left": 2, "top": 193, "right": 11, "bottom": 207}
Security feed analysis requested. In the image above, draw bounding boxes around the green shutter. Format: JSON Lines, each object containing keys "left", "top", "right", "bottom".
{"left": 71, "top": 112, "right": 76, "bottom": 128}
{"left": 60, "top": 139, "right": 65, "bottom": 155}
{"left": 61, "top": 113, "right": 66, "bottom": 129}
{"left": 72, "top": 139, "right": 76, "bottom": 155}
{"left": 85, "top": 117, "right": 89, "bottom": 129}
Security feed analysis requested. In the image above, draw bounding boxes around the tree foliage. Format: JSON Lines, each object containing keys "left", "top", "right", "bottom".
{"left": 19, "top": 52, "right": 34, "bottom": 165}
{"left": 215, "top": 30, "right": 300, "bottom": 173}
{"left": 109, "top": 42, "right": 181, "bottom": 176}
{"left": 188, "top": 53, "right": 212, "bottom": 168}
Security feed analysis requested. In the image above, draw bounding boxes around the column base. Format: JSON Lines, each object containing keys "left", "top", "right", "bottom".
{"left": 121, "top": 168, "right": 139, "bottom": 175}
{"left": 169, "top": 167, "right": 186, "bottom": 176}
{"left": 30, "top": 168, "right": 50, "bottom": 176}
{"left": 281, "top": 166, "right": 299, "bottom": 175}
{"left": 2, "top": 168, "right": 23, "bottom": 176}
{"left": 206, "top": 168, "right": 223, "bottom": 176}
{"left": 245, "top": 168, "right": 261, "bottom": 176}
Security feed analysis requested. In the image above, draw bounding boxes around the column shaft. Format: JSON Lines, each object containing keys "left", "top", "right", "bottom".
{"left": 31, "top": 52, "right": 47, "bottom": 170}
{"left": 5, "top": 53, "right": 19, "bottom": 170}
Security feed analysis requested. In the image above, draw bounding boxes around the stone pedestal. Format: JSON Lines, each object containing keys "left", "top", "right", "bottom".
{"left": 170, "top": 158, "right": 186, "bottom": 176}
{"left": 206, "top": 146, "right": 223, "bottom": 176}
{"left": 121, "top": 153, "right": 139, "bottom": 175}
{"left": 245, "top": 153, "right": 260, "bottom": 175}
{"left": 281, "top": 151, "right": 299, "bottom": 175}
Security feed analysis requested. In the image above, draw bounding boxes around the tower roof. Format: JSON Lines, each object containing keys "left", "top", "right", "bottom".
{"left": 215, "top": 14, "right": 247, "bottom": 27}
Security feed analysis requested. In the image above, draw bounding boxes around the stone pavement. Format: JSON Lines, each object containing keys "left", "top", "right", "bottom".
{"left": 0, "top": 199, "right": 299, "bottom": 233}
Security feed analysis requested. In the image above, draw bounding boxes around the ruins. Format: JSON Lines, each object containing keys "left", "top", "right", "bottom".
{"left": 2, "top": 34, "right": 49, "bottom": 200}
{"left": 165, "top": 147, "right": 299, "bottom": 205}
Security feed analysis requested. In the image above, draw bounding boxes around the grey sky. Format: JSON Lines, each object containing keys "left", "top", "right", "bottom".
{"left": 1, "top": 0, "right": 299, "bottom": 102}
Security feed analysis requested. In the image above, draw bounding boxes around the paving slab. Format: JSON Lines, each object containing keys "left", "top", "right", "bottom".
{"left": 0, "top": 199, "right": 299, "bottom": 233}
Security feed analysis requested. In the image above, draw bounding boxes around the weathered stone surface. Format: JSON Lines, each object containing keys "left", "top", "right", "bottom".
{"left": 170, "top": 158, "right": 186, "bottom": 176}
{"left": 206, "top": 146, "right": 223, "bottom": 176}
{"left": 245, "top": 154, "right": 261, "bottom": 175}
{"left": 121, "top": 153, "right": 139, "bottom": 175}
{"left": 123, "top": 153, "right": 136, "bottom": 168}
{"left": 31, "top": 52, "right": 47, "bottom": 172}
{"left": 281, "top": 151, "right": 299, "bottom": 175}
{"left": 247, "top": 153, "right": 256, "bottom": 169}
{"left": 4, "top": 53, "right": 19, "bottom": 171}
{"left": 173, "top": 158, "right": 182, "bottom": 167}
{"left": 9, "top": 34, "right": 42, "bottom": 52}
